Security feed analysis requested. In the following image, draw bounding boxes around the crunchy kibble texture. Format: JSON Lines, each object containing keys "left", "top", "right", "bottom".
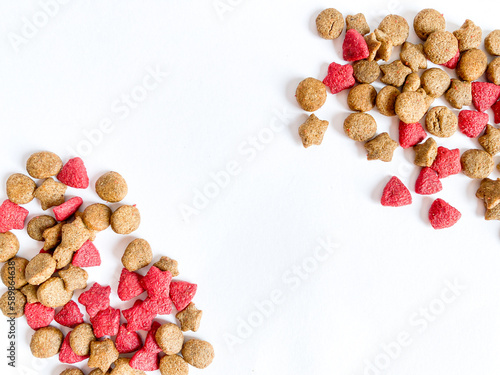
{"left": 60, "top": 369, "right": 84, "bottom": 375}
{"left": 21, "top": 284, "right": 39, "bottom": 303}
{"left": 89, "top": 370, "right": 110, "bottom": 375}
{"left": 27, "top": 215, "right": 57, "bottom": 241}
{"left": 295, "top": 78, "right": 327, "bottom": 112}
{"left": 485, "top": 30, "right": 500, "bottom": 56}
{"left": 122, "top": 238, "right": 153, "bottom": 271}
{"left": 111, "top": 357, "right": 146, "bottom": 375}
{"left": 424, "top": 31, "right": 458, "bottom": 64}
{"left": 485, "top": 202, "right": 500, "bottom": 221}
{"left": 70, "top": 323, "right": 96, "bottom": 356}
{"left": 316, "top": 8, "right": 344, "bottom": 39}
{"left": 425, "top": 106, "right": 457, "bottom": 138}
{"left": 25, "top": 253, "right": 56, "bottom": 285}
{"left": 298, "top": 114, "right": 329, "bottom": 148}
{"left": 413, "top": 9, "right": 446, "bottom": 41}
{"left": 347, "top": 84, "right": 377, "bottom": 112}
{"left": 111, "top": 205, "right": 141, "bottom": 235}
{"left": 43, "top": 222, "right": 64, "bottom": 250}
{"left": 159, "top": 355, "right": 189, "bottom": 375}
{"left": 83, "top": 204, "right": 112, "bottom": 231}
{"left": 445, "top": 79, "right": 472, "bottom": 109}
{"left": 0, "top": 231, "right": 19, "bottom": 262}
{"left": 479, "top": 125, "right": 500, "bottom": 155}
{"left": 343, "top": 113, "right": 377, "bottom": 142}
{"left": 88, "top": 339, "right": 119, "bottom": 374}
{"left": 457, "top": 48, "right": 487, "bottom": 82}
{"left": 154, "top": 256, "right": 179, "bottom": 277}
{"left": 487, "top": 58, "right": 500, "bottom": 85}
{"left": 364, "top": 32, "right": 382, "bottom": 61}
{"left": 181, "top": 339, "right": 214, "bottom": 369}
{"left": 378, "top": 14, "right": 409, "bottom": 46}
{"left": 453, "top": 19, "right": 482, "bottom": 52}
{"left": 95, "top": 172, "right": 128, "bottom": 203}
{"left": 26, "top": 151, "right": 63, "bottom": 179}
{"left": 346, "top": 13, "right": 369, "bottom": 35}
{"left": 59, "top": 264, "right": 88, "bottom": 292}
{"left": 30, "top": 326, "right": 63, "bottom": 358}
{"left": 400, "top": 42, "right": 427, "bottom": 72}
{"left": 364, "top": 133, "right": 398, "bottom": 162}
{"left": 155, "top": 323, "right": 184, "bottom": 355}
{"left": 37, "top": 277, "right": 73, "bottom": 308}
{"left": 395, "top": 91, "right": 428, "bottom": 123}
{"left": 376, "top": 85, "right": 400, "bottom": 116}
{"left": 176, "top": 302, "right": 202, "bottom": 332}
{"left": 476, "top": 178, "right": 500, "bottom": 209}
{"left": 1, "top": 257, "right": 28, "bottom": 289}
{"left": 0, "top": 289, "right": 26, "bottom": 318}
{"left": 403, "top": 72, "right": 421, "bottom": 92}
{"left": 373, "top": 29, "right": 393, "bottom": 61}
{"left": 6, "top": 173, "right": 36, "bottom": 204}
{"left": 60, "top": 217, "right": 91, "bottom": 251}
{"left": 352, "top": 60, "right": 380, "bottom": 84}
{"left": 461, "top": 149, "right": 494, "bottom": 179}
{"left": 420, "top": 68, "right": 450, "bottom": 98}
{"left": 34, "top": 178, "right": 67, "bottom": 210}
{"left": 380, "top": 60, "right": 411, "bottom": 87}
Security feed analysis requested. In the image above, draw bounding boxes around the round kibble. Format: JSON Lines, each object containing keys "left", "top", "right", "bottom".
{"left": 343, "top": 113, "right": 377, "bottom": 142}
{"left": 378, "top": 14, "right": 409, "bottom": 46}
{"left": 30, "top": 326, "right": 63, "bottom": 358}
{"left": 347, "top": 84, "right": 377, "bottom": 112}
{"left": 159, "top": 355, "right": 189, "bottom": 375}
{"left": 485, "top": 30, "right": 500, "bottom": 56}
{"left": 25, "top": 253, "right": 57, "bottom": 285}
{"left": 403, "top": 72, "right": 420, "bottom": 92}
{"left": 111, "top": 205, "right": 141, "bottom": 235}
{"left": 0, "top": 232, "right": 19, "bottom": 262}
{"left": 37, "top": 277, "right": 73, "bottom": 308}
{"left": 413, "top": 9, "right": 446, "bottom": 41}
{"left": 0, "top": 289, "right": 26, "bottom": 318}
{"left": 27, "top": 215, "right": 57, "bottom": 241}
{"left": 122, "top": 238, "right": 153, "bottom": 271}
{"left": 461, "top": 149, "right": 494, "bottom": 179}
{"left": 21, "top": 284, "right": 39, "bottom": 303}
{"left": 82, "top": 203, "right": 112, "bottom": 231}
{"left": 181, "top": 339, "right": 214, "bottom": 369}
{"left": 420, "top": 68, "right": 450, "bottom": 98}
{"left": 424, "top": 31, "right": 458, "bottom": 64}
{"left": 70, "top": 323, "right": 96, "bottom": 356}
{"left": 376, "top": 85, "right": 400, "bottom": 116}
{"left": 316, "top": 8, "right": 344, "bottom": 39}
{"left": 352, "top": 60, "right": 380, "bottom": 84}
{"left": 457, "top": 48, "right": 487, "bottom": 82}
{"left": 60, "top": 369, "right": 84, "bottom": 375}
{"left": 295, "top": 78, "right": 327, "bottom": 112}
{"left": 425, "top": 106, "right": 457, "bottom": 138}
{"left": 26, "top": 151, "right": 63, "bottom": 179}
{"left": 6, "top": 173, "right": 36, "bottom": 204}
{"left": 155, "top": 323, "right": 184, "bottom": 355}
{"left": 95, "top": 171, "right": 128, "bottom": 203}
{"left": 487, "top": 58, "right": 500, "bottom": 85}
{"left": 1, "top": 257, "right": 28, "bottom": 289}
{"left": 395, "top": 91, "right": 428, "bottom": 123}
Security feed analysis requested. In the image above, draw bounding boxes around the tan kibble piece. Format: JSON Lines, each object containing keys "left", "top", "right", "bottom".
{"left": 21, "top": 284, "right": 39, "bottom": 303}
{"left": 425, "top": 106, "right": 457, "bottom": 138}
{"left": 25, "top": 253, "right": 56, "bottom": 285}
{"left": 487, "top": 58, "right": 500, "bottom": 85}
{"left": 418, "top": 88, "right": 435, "bottom": 109}
{"left": 420, "top": 68, "right": 450, "bottom": 98}
{"left": 181, "top": 339, "right": 214, "bottom": 369}
{"left": 400, "top": 42, "right": 427, "bottom": 72}
{"left": 60, "top": 369, "right": 84, "bottom": 375}
{"left": 111, "top": 205, "right": 141, "bottom": 235}
{"left": 122, "top": 238, "right": 153, "bottom": 271}
{"left": 95, "top": 172, "right": 128, "bottom": 203}
{"left": 89, "top": 370, "right": 110, "bottom": 375}
{"left": 298, "top": 114, "right": 329, "bottom": 148}
{"left": 343, "top": 113, "right": 377, "bottom": 142}
{"left": 37, "top": 277, "right": 73, "bottom": 308}
{"left": 403, "top": 73, "right": 421, "bottom": 92}
{"left": 176, "top": 303, "right": 202, "bottom": 332}
{"left": 352, "top": 60, "right": 380, "bottom": 84}
{"left": 461, "top": 149, "right": 494, "bottom": 179}
{"left": 445, "top": 79, "right": 472, "bottom": 109}
{"left": 395, "top": 91, "right": 428, "bottom": 123}
{"left": 485, "top": 202, "right": 500, "bottom": 221}
{"left": 0, "top": 232, "right": 19, "bottom": 262}
{"left": 376, "top": 85, "right": 400, "bottom": 116}
{"left": 485, "top": 30, "right": 500, "bottom": 56}
{"left": 364, "top": 133, "right": 398, "bottom": 162}
{"left": 378, "top": 14, "right": 409, "bottom": 46}
{"left": 476, "top": 178, "right": 500, "bottom": 209}
{"left": 316, "top": 8, "right": 344, "bottom": 39}
{"left": 1, "top": 257, "right": 28, "bottom": 289}
{"left": 53, "top": 245, "right": 75, "bottom": 269}
{"left": 413, "top": 9, "right": 446, "bottom": 41}
{"left": 26, "top": 152, "right": 63, "bottom": 179}
{"left": 59, "top": 264, "right": 88, "bottom": 292}
{"left": 30, "top": 326, "right": 63, "bottom": 358}
{"left": 88, "top": 339, "right": 119, "bottom": 374}
{"left": 365, "top": 32, "right": 382, "bottom": 62}
{"left": 373, "top": 29, "right": 393, "bottom": 61}
{"left": 43, "top": 222, "right": 64, "bottom": 250}
{"left": 155, "top": 323, "right": 184, "bottom": 355}
{"left": 424, "top": 31, "right": 458, "bottom": 64}
{"left": 70, "top": 323, "right": 96, "bottom": 356}
{"left": 457, "top": 48, "right": 487, "bottom": 82}
{"left": 34, "top": 178, "right": 67, "bottom": 210}
{"left": 380, "top": 60, "right": 412, "bottom": 87}
{"left": 159, "top": 355, "right": 189, "bottom": 375}
{"left": 111, "top": 357, "right": 146, "bottom": 375}
{"left": 154, "top": 256, "right": 179, "bottom": 277}
{"left": 346, "top": 13, "right": 369, "bottom": 35}
{"left": 479, "top": 125, "right": 500, "bottom": 155}
{"left": 6, "top": 173, "right": 36, "bottom": 204}
{"left": 295, "top": 78, "right": 327, "bottom": 112}
{"left": 61, "top": 217, "right": 91, "bottom": 251}
{"left": 27, "top": 215, "right": 57, "bottom": 241}
{"left": 347, "top": 84, "right": 377, "bottom": 112}
{"left": 83, "top": 204, "right": 112, "bottom": 231}
{"left": 453, "top": 19, "right": 482, "bottom": 52}
{"left": 0, "top": 290, "right": 26, "bottom": 318}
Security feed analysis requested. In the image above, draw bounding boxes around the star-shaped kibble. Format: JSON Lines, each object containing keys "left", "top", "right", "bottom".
{"left": 346, "top": 13, "right": 370, "bottom": 35}
{"left": 374, "top": 29, "right": 394, "bottom": 61}
{"left": 42, "top": 222, "right": 63, "bottom": 250}
{"left": 453, "top": 19, "right": 482, "bottom": 52}
{"left": 364, "top": 132, "right": 398, "bottom": 162}
{"left": 380, "top": 60, "right": 412, "bottom": 87}
{"left": 322, "top": 62, "right": 355, "bottom": 94}
{"left": 400, "top": 42, "right": 427, "bottom": 72}
{"left": 476, "top": 178, "right": 500, "bottom": 209}
{"left": 34, "top": 178, "right": 67, "bottom": 210}
{"left": 59, "top": 264, "right": 88, "bottom": 292}
{"left": 364, "top": 32, "right": 381, "bottom": 61}
{"left": 88, "top": 339, "right": 119, "bottom": 373}
{"left": 298, "top": 114, "right": 329, "bottom": 148}
{"left": 445, "top": 79, "right": 472, "bottom": 109}
{"left": 176, "top": 302, "right": 203, "bottom": 332}
{"left": 479, "top": 125, "right": 500, "bottom": 156}
{"left": 60, "top": 216, "right": 91, "bottom": 251}
{"left": 154, "top": 256, "right": 179, "bottom": 277}
{"left": 485, "top": 202, "right": 500, "bottom": 221}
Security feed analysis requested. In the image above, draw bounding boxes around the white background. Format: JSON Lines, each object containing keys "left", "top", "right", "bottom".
{"left": 1, "top": 0, "right": 500, "bottom": 374}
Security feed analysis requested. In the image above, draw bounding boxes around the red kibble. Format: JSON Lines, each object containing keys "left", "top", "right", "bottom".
{"left": 381, "top": 177, "right": 412, "bottom": 207}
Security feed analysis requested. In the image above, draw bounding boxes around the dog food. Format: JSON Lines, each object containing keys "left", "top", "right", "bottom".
{"left": 413, "top": 9, "right": 446, "bottom": 40}
{"left": 461, "top": 149, "right": 494, "bottom": 179}
{"left": 425, "top": 106, "right": 457, "bottom": 138}
{"left": 364, "top": 133, "right": 398, "bottom": 162}
{"left": 181, "top": 339, "right": 215, "bottom": 369}
{"left": 316, "top": 8, "right": 344, "bottom": 39}
{"left": 347, "top": 84, "right": 377, "bottom": 111}
{"left": 298, "top": 114, "right": 329, "bottom": 148}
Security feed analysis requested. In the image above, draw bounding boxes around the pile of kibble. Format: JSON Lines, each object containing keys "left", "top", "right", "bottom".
{"left": 0, "top": 151, "right": 213, "bottom": 375}
{"left": 296, "top": 9, "right": 500, "bottom": 229}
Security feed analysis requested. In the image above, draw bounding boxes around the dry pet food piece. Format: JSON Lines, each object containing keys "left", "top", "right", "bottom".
{"left": 21, "top": 284, "right": 39, "bottom": 303}
{"left": 123, "top": 299, "right": 156, "bottom": 331}
{"left": 352, "top": 60, "right": 380, "bottom": 84}
{"left": 316, "top": 8, "right": 344, "bottom": 39}
{"left": 6, "top": 173, "right": 36, "bottom": 204}
{"left": 395, "top": 91, "right": 428, "bottom": 123}
{"left": 381, "top": 177, "right": 412, "bottom": 207}
{"left": 60, "top": 330, "right": 89, "bottom": 364}
{"left": 453, "top": 19, "right": 482, "bottom": 52}
{"left": 364, "top": 32, "right": 381, "bottom": 61}
{"left": 346, "top": 13, "right": 369, "bottom": 35}
{"left": 155, "top": 323, "right": 184, "bottom": 355}
{"left": 122, "top": 238, "right": 153, "bottom": 271}
{"left": 143, "top": 321, "right": 162, "bottom": 353}
{"left": 347, "top": 84, "right": 376, "bottom": 111}
{"left": 70, "top": 323, "right": 96, "bottom": 356}
{"left": 479, "top": 125, "right": 500, "bottom": 155}
{"left": 1, "top": 256, "right": 28, "bottom": 289}
{"left": 88, "top": 339, "right": 119, "bottom": 374}
{"left": 118, "top": 268, "right": 145, "bottom": 301}
{"left": 176, "top": 302, "right": 202, "bottom": 332}
{"left": 298, "top": 114, "right": 329, "bottom": 148}
{"left": 78, "top": 282, "right": 111, "bottom": 317}
{"left": 0, "top": 289, "right": 26, "bottom": 317}
{"left": 295, "top": 78, "right": 327, "bottom": 112}
{"left": 458, "top": 110, "right": 489, "bottom": 138}
{"left": 112, "top": 357, "right": 147, "bottom": 375}
{"left": 485, "top": 30, "right": 500, "bottom": 56}
{"left": 90, "top": 307, "right": 120, "bottom": 338}
{"left": 159, "top": 355, "right": 189, "bottom": 375}
{"left": 322, "top": 62, "right": 355, "bottom": 94}
{"left": 110, "top": 205, "right": 141, "bottom": 235}
{"left": 471, "top": 82, "right": 500, "bottom": 112}
{"left": 34, "top": 178, "right": 67, "bottom": 210}
{"left": 95, "top": 172, "right": 128, "bottom": 203}
{"left": 60, "top": 369, "right": 84, "bottom": 375}
{"left": 430, "top": 147, "right": 461, "bottom": 178}
{"left": 182, "top": 339, "right": 214, "bottom": 369}
{"left": 89, "top": 370, "right": 109, "bottom": 375}
{"left": 494, "top": 101, "right": 500, "bottom": 124}
{"left": 442, "top": 49, "right": 460, "bottom": 69}
{"left": 154, "top": 256, "right": 179, "bottom": 277}
{"left": 487, "top": 58, "right": 500, "bottom": 85}
{"left": 53, "top": 245, "right": 76, "bottom": 270}
{"left": 424, "top": 31, "right": 458, "bottom": 64}
{"left": 59, "top": 264, "right": 88, "bottom": 292}
{"left": 413, "top": 9, "right": 446, "bottom": 40}
{"left": 37, "top": 277, "right": 73, "bottom": 308}
{"left": 457, "top": 48, "right": 487, "bottom": 81}
{"left": 26, "top": 152, "right": 63, "bottom": 179}
{"left": 415, "top": 167, "right": 442, "bottom": 195}
{"left": 477, "top": 178, "right": 500, "bottom": 209}
{"left": 485, "top": 203, "right": 500, "bottom": 221}
{"left": 364, "top": 133, "right": 398, "bottom": 162}
{"left": 60, "top": 217, "right": 91, "bottom": 251}
{"left": 0, "top": 231, "right": 19, "bottom": 262}
{"left": 343, "top": 29, "right": 369, "bottom": 61}
{"left": 445, "top": 79, "right": 471, "bottom": 109}
{"left": 0, "top": 199, "right": 29, "bottom": 233}
{"left": 27, "top": 215, "right": 57, "bottom": 241}
{"left": 380, "top": 60, "right": 412, "bottom": 87}
{"left": 25, "top": 253, "right": 56, "bottom": 285}
{"left": 399, "top": 121, "right": 426, "bottom": 148}
{"left": 376, "top": 85, "right": 400, "bottom": 116}
{"left": 25, "top": 302, "right": 55, "bottom": 330}
{"left": 72, "top": 240, "right": 102, "bottom": 267}
{"left": 403, "top": 73, "right": 421, "bottom": 92}
{"left": 115, "top": 324, "right": 142, "bottom": 353}
{"left": 54, "top": 300, "right": 84, "bottom": 328}
{"left": 170, "top": 281, "right": 197, "bottom": 311}
{"left": 43, "top": 222, "right": 64, "bottom": 250}
{"left": 400, "top": 42, "right": 427, "bottom": 72}
{"left": 343, "top": 113, "right": 377, "bottom": 142}
{"left": 83, "top": 203, "right": 112, "bottom": 231}
{"left": 130, "top": 348, "right": 160, "bottom": 371}
{"left": 57, "top": 157, "right": 89, "bottom": 189}
{"left": 372, "top": 29, "right": 394, "bottom": 61}
{"left": 420, "top": 68, "right": 450, "bottom": 98}
{"left": 425, "top": 106, "right": 457, "bottom": 138}
{"left": 428, "top": 198, "right": 461, "bottom": 229}
{"left": 53, "top": 197, "right": 83, "bottom": 221}
{"left": 30, "top": 326, "right": 63, "bottom": 358}
{"left": 461, "top": 149, "right": 494, "bottom": 179}
{"left": 378, "top": 14, "right": 408, "bottom": 46}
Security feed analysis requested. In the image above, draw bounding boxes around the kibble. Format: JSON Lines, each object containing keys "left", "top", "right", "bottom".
{"left": 316, "top": 8, "right": 344, "bottom": 39}
{"left": 425, "top": 106, "right": 458, "bottom": 138}
{"left": 413, "top": 9, "right": 446, "bottom": 41}
{"left": 30, "top": 326, "right": 63, "bottom": 358}
{"left": 0, "top": 231, "right": 19, "bottom": 262}
{"left": 295, "top": 78, "right": 327, "bottom": 112}
{"left": 420, "top": 68, "right": 450, "bottom": 98}
{"left": 26, "top": 152, "right": 63, "bottom": 179}
{"left": 37, "top": 277, "right": 73, "bottom": 308}
{"left": 424, "top": 31, "right": 458, "bottom": 64}
{"left": 461, "top": 149, "right": 494, "bottom": 179}
{"left": 0, "top": 289, "right": 26, "bottom": 318}
{"left": 343, "top": 113, "right": 377, "bottom": 141}
{"left": 111, "top": 205, "right": 141, "bottom": 235}
{"left": 6, "top": 173, "right": 36, "bottom": 204}
{"left": 95, "top": 172, "right": 128, "bottom": 203}
{"left": 181, "top": 339, "right": 215, "bottom": 369}
{"left": 485, "top": 30, "right": 500, "bottom": 56}
{"left": 25, "top": 253, "right": 56, "bottom": 285}
{"left": 347, "top": 84, "right": 377, "bottom": 111}
{"left": 457, "top": 48, "right": 488, "bottom": 81}
{"left": 1, "top": 257, "right": 28, "bottom": 289}
{"left": 376, "top": 85, "right": 400, "bottom": 116}
{"left": 122, "top": 238, "right": 153, "bottom": 271}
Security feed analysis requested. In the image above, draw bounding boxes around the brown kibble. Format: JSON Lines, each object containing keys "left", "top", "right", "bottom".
{"left": 461, "top": 149, "right": 494, "bottom": 179}
{"left": 176, "top": 303, "right": 202, "bottom": 332}
{"left": 352, "top": 60, "right": 380, "bottom": 84}
{"left": 424, "top": 31, "right": 458, "bottom": 64}
{"left": 485, "top": 30, "right": 500, "bottom": 56}
{"left": 26, "top": 151, "right": 63, "bottom": 179}
{"left": 453, "top": 19, "right": 482, "bottom": 52}
{"left": 83, "top": 204, "right": 112, "bottom": 231}
{"left": 60, "top": 369, "right": 84, "bottom": 375}
{"left": 25, "top": 253, "right": 56, "bottom": 285}
{"left": 0, "top": 289, "right": 26, "bottom": 318}
{"left": 6, "top": 173, "right": 36, "bottom": 204}
{"left": 347, "top": 84, "right": 377, "bottom": 112}
{"left": 400, "top": 42, "right": 427, "bottom": 72}
{"left": 486, "top": 58, "right": 500, "bottom": 85}
{"left": 395, "top": 91, "right": 428, "bottom": 123}
{"left": 61, "top": 217, "right": 91, "bottom": 251}
{"left": 21, "top": 284, "right": 39, "bottom": 303}
{"left": 476, "top": 178, "right": 500, "bottom": 209}
{"left": 316, "top": 8, "right": 344, "bottom": 39}
{"left": 479, "top": 125, "right": 500, "bottom": 156}
{"left": 378, "top": 14, "right": 409, "bottom": 46}
{"left": 122, "top": 238, "right": 153, "bottom": 271}
{"left": 53, "top": 245, "right": 75, "bottom": 270}
{"left": 445, "top": 79, "right": 472, "bottom": 109}
{"left": 89, "top": 339, "right": 119, "bottom": 373}
{"left": 30, "top": 326, "right": 63, "bottom": 358}
{"left": 1, "top": 257, "right": 28, "bottom": 289}
{"left": 346, "top": 13, "right": 369, "bottom": 35}
{"left": 413, "top": 9, "right": 446, "bottom": 41}
{"left": 403, "top": 72, "right": 421, "bottom": 92}
{"left": 34, "top": 178, "right": 67, "bottom": 210}
{"left": 181, "top": 339, "right": 214, "bottom": 369}
{"left": 373, "top": 29, "right": 393, "bottom": 61}
{"left": 111, "top": 205, "right": 141, "bottom": 235}
{"left": 425, "top": 106, "right": 457, "bottom": 138}
{"left": 343, "top": 113, "right": 377, "bottom": 142}
{"left": 380, "top": 60, "right": 412, "bottom": 87}
{"left": 0, "top": 231, "right": 19, "bottom": 262}
{"left": 59, "top": 264, "right": 88, "bottom": 292}
{"left": 155, "top": 323, "right": 184, "bottom": 355}
{"left": 457, "top": 48, "right": 487, "bottom": 82}
{"left": 154, "top": 256, "right": 179, "bottom": 277}
{"left": 365, "top": 32, "right": 382, "bottom": 62}
{"left": 376, "top": 85, "right": 400, "bottom": 116}
{"left": 418, "top": 88, "right": 435, "bottom": 109}
{"left": 70, "top": 323, "right": 96, "bottom": 356}
{"left": 27, "top": 215, "right": 57, "bottom": 242}
{"left": 37, "top": 277, "right": 73, "bottom": 308}
{"left": 95, "top": 172, "right": 128, "bottom": 203}
{"left": 298, "top": 114, "right": 329, "bottom": 148}
{"left": 111, "top": 357, "right": 146, "bottom": 375}
{"left": 295, "top": 78, "right": 327, "bottom": 112}
{"left": 420, "top": 68, "right": 450, "bottom": 98}
{"left": 89, "top": 370, "right": 110, "bottom": 375}
{"left": 364, "top": 133, "right": 398, "bottom": 162}
{"left": 159, "top": 355, "right": 189, "bottom": 375}
{"left": 43, "top": 222, "right": 64, "bottom": 250}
